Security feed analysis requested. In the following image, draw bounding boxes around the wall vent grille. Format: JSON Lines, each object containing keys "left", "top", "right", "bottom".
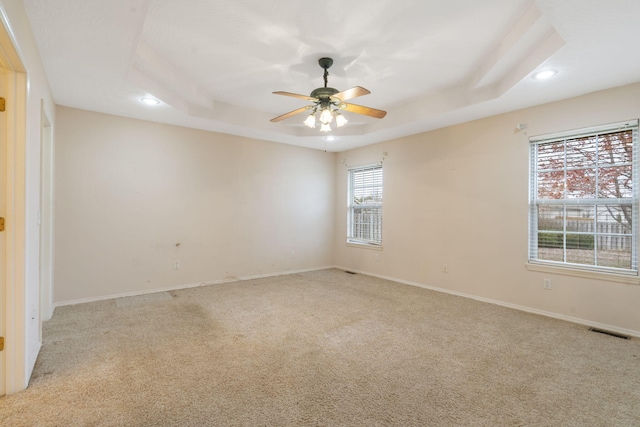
{"left": 588, "top": 327, "right": 630, "bottom": 340}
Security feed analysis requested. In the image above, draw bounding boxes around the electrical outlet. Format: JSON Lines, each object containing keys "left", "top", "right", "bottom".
{"left": 374, "top": 253, "right": 380, "bottom": 261}
{"left": 544, "top": 279, "right": 552, "bottom": 290}
{"left": 443, "top": 264, "right": 449, "bottom": 273}
{"left": 173, "top": 260, "right": 181, "bottom": 270}
{"left": 290, "top": 250, "right": 295, "bottom": 258}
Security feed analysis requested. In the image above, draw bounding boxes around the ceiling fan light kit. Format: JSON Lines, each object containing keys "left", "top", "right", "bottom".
{"left": 271, "top": 57, "right": 386, "bottom": 132}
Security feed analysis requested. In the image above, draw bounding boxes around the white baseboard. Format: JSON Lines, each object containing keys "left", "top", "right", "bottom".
{"left": 333, "top": 265, "right": 640, "bottom": 339}
{"left": 54, "top": 265, "right": 336, "bottom": 308}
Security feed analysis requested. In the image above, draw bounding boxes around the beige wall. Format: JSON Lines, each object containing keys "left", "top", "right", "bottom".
{"left": 335, "top": 82, "right": 640, "bottom": 335}
{"left": 54, "top": 107, "right": 335, "bottom": 303}
{"left": 55, "top": 84, "right": 640, "bottom": 335}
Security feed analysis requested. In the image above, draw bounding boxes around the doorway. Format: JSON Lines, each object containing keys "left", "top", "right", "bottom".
{"left": 0, "top": 14, "right": 28, "bottom": 395}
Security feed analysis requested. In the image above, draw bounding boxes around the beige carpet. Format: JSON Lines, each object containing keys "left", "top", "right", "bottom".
{"left": 1, "top": 269, "right": 639, "bottom": 426}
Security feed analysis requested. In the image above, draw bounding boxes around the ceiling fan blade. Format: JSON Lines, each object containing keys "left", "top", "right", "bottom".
{"left": 273, "top": 91, "right": 317, "bottom": 101}
{"left": 341, "top": 102, "right": 387, "bottom": 119}
{"left": 332, "top": 86, "right": 371, "bottom": 102}
{"left": 270, "top": 106, "right": 312, "bottom": 122}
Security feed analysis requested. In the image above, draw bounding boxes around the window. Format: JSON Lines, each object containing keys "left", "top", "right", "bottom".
{"left": 529, "top": 120, "right": 639, "bottom": 275}
{"left": 348, "top": 164, "right": 383, "bottom": 246}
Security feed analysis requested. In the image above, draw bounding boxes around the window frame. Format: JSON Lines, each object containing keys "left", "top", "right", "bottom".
{"left": 528, "top": 119, "right": 639, "bottom": 279}
{"left": 347, "top": 163, "right": 383, "bottom": 247}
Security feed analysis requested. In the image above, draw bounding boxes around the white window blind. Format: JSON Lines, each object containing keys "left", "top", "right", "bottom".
{"left": 348, "top": 164, "right": 383, "bottom": 245}
{"left": 529, "top": 120, "right": 639, "bottom": 275}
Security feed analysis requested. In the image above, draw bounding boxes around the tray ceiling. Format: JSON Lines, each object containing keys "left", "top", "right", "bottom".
{"left": 23, "top": 0, "right": 640, "bottom": 151}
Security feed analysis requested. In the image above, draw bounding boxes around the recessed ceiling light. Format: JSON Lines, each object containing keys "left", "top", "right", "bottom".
{"left": 532, "top": 69, "right": 558, "bottom": 80}
{"left": 325, "top": 136, "right": 336, "bottom": 141}
{"left": 141, "top": 97, "right": 160, "bottom": 105}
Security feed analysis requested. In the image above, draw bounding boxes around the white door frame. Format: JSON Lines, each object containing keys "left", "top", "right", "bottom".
{"left": 40, "top": 102, "right": 54, "bottom": 324}
{"left": 0, "top": 11, "right": 28, "bottom": 394}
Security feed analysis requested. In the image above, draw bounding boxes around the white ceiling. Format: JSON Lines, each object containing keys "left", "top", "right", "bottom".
{"left": 23, "top": 0, "right": 640, "bottom": 152}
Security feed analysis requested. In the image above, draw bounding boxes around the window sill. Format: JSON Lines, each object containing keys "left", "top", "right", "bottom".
{"left": 525, "top": 262, "right": 640, "bottom": 285}
{"left": 346, "top": 241, "right": 383, "bottom": 251}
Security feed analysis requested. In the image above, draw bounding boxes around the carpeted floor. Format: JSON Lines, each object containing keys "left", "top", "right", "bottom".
{"left": 1, "top": 269, "right": 639, "bottom": 426}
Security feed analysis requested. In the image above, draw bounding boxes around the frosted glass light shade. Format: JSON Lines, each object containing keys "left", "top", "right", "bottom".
{"left": 303, "top": 114, "right": 316, "bottom": 128}
{"left": 319, "top": 108, "right": 333, "bottom": 124}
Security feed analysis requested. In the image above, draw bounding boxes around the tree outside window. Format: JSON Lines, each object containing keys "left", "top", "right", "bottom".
{"left": 530, "top": 122, "right": 638, "bottom": 273}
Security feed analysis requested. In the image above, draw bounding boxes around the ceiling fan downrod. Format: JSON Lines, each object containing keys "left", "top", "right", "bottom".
{"left": 318, "top": 57, "right": 333, "bottom": 88}
{"left": 310, "top": 58, "right": 339, "bottom": 99}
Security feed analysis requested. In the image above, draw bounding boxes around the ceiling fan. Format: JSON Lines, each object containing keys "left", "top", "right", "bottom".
{"left": 270, "top": 57, "right": 387, "bottom": 132}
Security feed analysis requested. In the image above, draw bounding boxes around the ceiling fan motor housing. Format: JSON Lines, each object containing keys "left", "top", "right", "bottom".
{"left": 310, "top": 87, "right": 339, "bottom": 99}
